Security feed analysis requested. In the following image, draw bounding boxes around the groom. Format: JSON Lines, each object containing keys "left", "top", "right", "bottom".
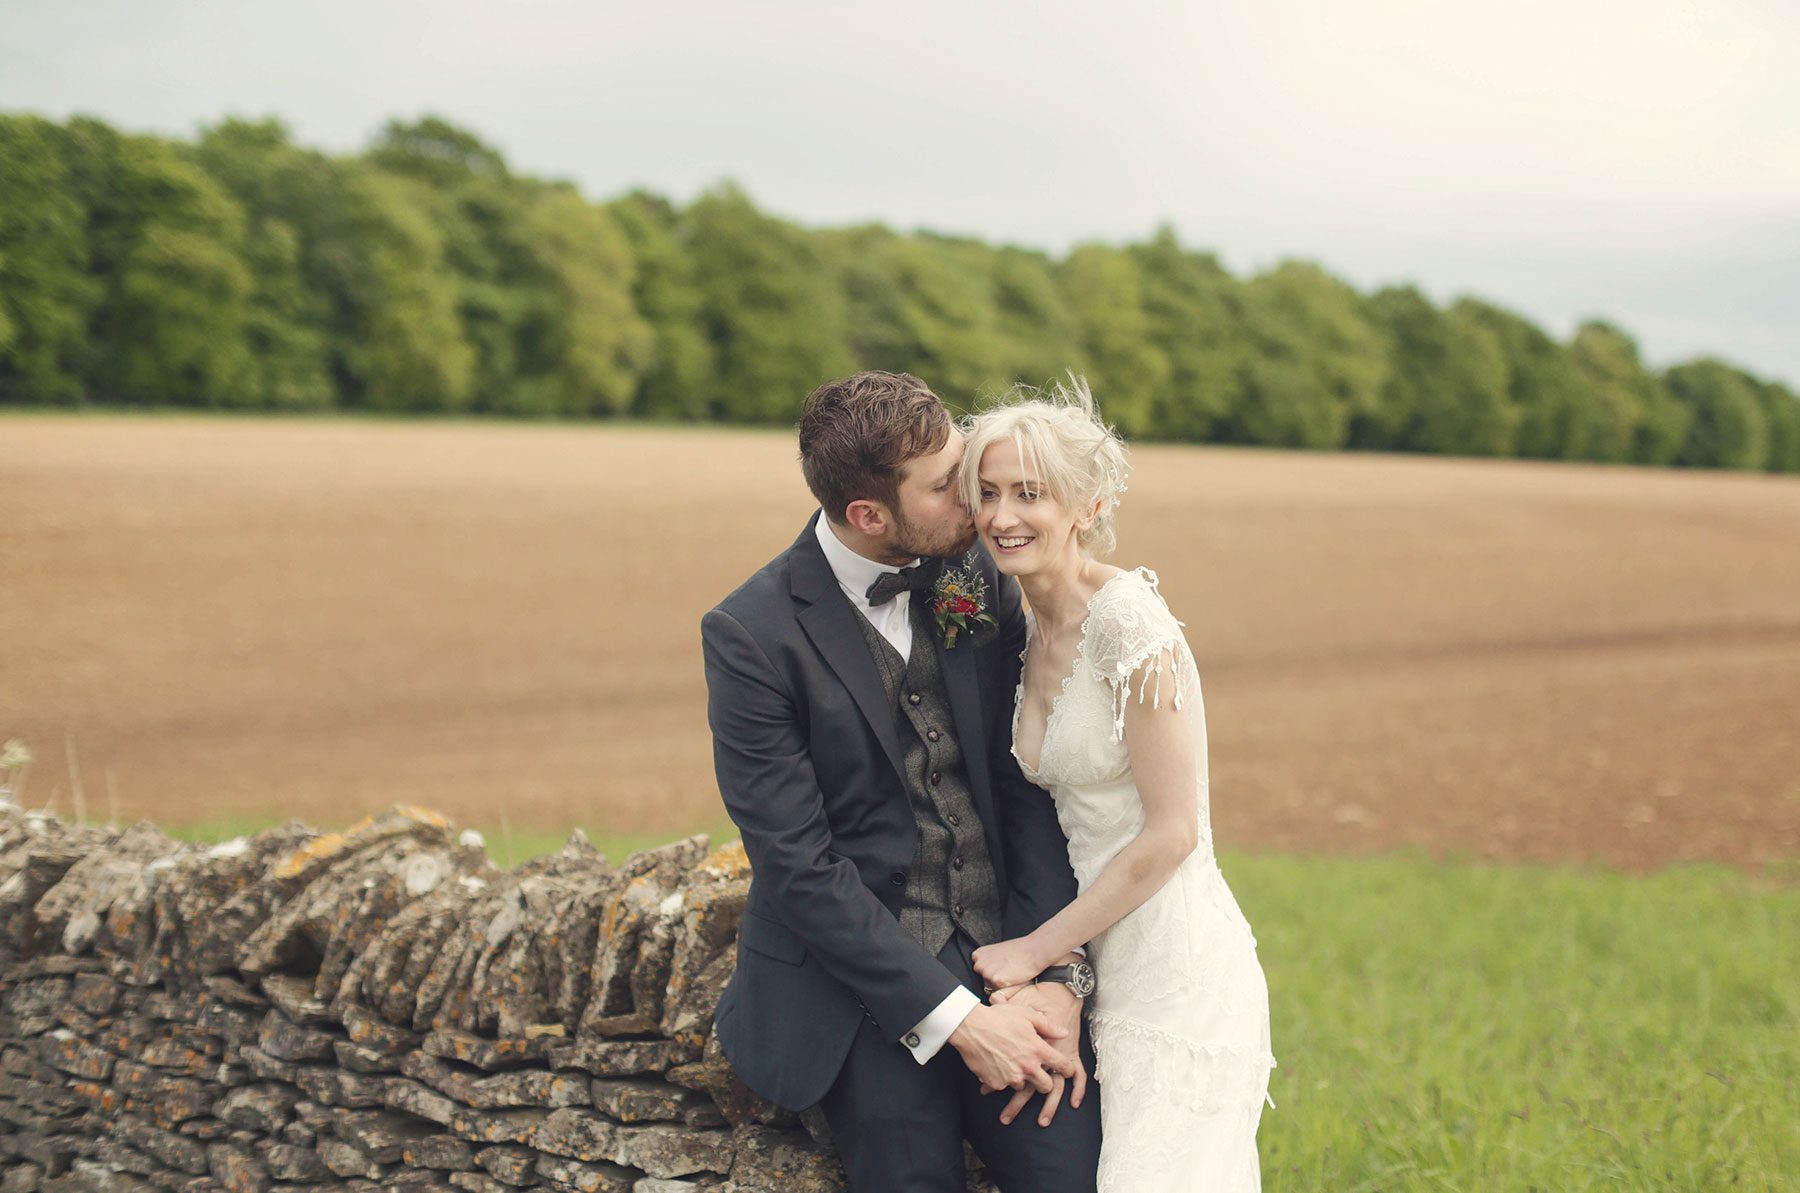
{"left": 702, "top": 372, "right": 1102, "bottom": 1191}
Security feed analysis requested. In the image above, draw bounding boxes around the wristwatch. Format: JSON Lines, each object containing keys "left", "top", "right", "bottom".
{"left": 1035, "top": 961, "right": 1097, "bottom": 998}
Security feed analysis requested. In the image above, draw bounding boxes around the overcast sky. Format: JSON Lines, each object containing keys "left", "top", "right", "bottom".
{"left": 4, "top": 0, "right": 1796, "bottom": 385}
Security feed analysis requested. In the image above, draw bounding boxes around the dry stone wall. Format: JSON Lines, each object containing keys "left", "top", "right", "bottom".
{"left": 0, "top": 802, "right": 995, "bottom": 1193}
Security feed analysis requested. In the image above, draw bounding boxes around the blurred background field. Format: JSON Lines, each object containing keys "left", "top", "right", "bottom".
{"left": 4, "top": 413, "right": 1797, "bottom": 870}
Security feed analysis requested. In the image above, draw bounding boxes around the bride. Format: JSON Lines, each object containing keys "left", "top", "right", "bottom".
{"left": 963, "top": 378, "right": 1275, "bottom": 1192}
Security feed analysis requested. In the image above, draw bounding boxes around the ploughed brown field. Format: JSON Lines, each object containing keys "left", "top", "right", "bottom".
{"left": 4, "top": 414, "right": 1798, "bottom": 870}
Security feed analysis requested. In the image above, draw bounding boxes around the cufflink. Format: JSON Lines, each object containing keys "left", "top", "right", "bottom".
{"left": 904, "top": 1032, "right": 921, "bottom": 1048}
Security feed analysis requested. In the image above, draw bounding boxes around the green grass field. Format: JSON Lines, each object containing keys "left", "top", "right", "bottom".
{"left": 164, "top": 820, "right": 1797, "bottom": 1191}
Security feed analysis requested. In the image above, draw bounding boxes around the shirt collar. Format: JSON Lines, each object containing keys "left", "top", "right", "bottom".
{"left": 813, "top": 512, "right": 918, "bottom": 607}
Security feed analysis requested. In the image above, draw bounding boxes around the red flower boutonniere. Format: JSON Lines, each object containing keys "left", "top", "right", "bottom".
{"left": 932, "top": 561, "right": 996, "bottom": 649}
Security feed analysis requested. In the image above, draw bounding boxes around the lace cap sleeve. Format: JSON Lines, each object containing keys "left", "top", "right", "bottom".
{"left": 1083, "top": 568, "right": 1190, "bottom": 740}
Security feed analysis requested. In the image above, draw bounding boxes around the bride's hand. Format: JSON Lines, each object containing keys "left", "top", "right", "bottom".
{"left": 972, "top": 936, "right": 1050, "bottom": 992}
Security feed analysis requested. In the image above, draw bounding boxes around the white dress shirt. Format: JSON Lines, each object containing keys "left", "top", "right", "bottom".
{"left": 812, "top": 514, "right": 981, "bottom": 1063}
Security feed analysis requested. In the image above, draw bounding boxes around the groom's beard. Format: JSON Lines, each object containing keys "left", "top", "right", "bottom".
{"left": 892, "top": 510, "right": 977, "bottom": 561}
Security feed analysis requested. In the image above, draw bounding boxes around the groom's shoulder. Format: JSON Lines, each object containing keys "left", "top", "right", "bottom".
{"left": 706, "top": 536, "right": 805, "bottom": 633}
{"left": 710, "top": 555, "right": 788, "bottom": 618}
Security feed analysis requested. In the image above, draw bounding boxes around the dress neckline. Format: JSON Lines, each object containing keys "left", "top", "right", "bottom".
{"left": 1010, "top": 567, "right": 1149, "bottom": 779}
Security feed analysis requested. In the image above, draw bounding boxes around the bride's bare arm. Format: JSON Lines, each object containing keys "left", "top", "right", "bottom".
{"left": 971, "top": 646, "right": 1198, "bottom": 988}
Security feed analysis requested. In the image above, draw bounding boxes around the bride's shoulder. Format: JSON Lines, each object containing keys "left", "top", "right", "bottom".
{"left": 1083, "top": 566, "right": 1185, "bottom": 663}
{"left": 1086, "top": 565, "right": 1171, "bottom": 620}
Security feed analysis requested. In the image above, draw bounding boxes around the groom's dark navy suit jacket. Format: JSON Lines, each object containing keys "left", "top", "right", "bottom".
{"left": 701, "top": 515, "right": 1079, "bottom": 1110}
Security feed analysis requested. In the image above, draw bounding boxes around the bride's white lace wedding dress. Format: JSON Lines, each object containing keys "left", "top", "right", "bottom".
{"left": 1014, "top": 568, "right": 1274, "bottom": 1192}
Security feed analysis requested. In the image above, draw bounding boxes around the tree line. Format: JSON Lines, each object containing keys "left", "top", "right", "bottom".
{"left": 2, "top": 112, "right": 1795, "bottom": 472}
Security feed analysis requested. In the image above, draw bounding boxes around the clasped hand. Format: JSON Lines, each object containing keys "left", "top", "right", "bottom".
{"left": 970, "top": 935, "right": 1053, "bottom": 993}
{"left": 948, "top": 997, "right": 1085, "bottom": 1127}
{"left": 957, "top": 934, "right": 1089, "bottom": 1128}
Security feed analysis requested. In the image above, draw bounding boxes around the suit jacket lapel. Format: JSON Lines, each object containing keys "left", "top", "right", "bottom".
{"left": 790, "top": 518, "right": 908, "bottom": 783}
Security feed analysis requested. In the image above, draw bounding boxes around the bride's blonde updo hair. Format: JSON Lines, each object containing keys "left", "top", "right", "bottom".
{"left": 959, "top": 374, "right": 1132, "bottom": 558}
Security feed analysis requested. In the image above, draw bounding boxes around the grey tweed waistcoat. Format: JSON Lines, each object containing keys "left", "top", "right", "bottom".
{"left": 853, "top": 604, "right": 1003, "bottom": 955}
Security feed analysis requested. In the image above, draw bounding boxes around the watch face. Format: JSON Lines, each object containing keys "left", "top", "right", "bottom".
{"left": 1070, "top": 962, "right": 1097, "bottom": 998}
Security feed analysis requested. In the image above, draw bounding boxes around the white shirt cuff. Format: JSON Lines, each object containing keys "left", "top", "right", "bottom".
{"left": 902, "top": 986, "right": 981, "bottom": 1064}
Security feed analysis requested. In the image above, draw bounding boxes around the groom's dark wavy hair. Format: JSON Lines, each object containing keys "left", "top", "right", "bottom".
{"left": 799, "top": 371, "right": 952, "bottom": 525}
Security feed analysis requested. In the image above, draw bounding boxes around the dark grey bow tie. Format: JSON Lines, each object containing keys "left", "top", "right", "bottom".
{"left": 865, "top": 561, "right": 938, "bottom": 607}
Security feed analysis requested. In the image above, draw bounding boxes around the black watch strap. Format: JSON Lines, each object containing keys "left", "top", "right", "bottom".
{"left": 1035, "top": 961, "right": 1097, "bottom": 997}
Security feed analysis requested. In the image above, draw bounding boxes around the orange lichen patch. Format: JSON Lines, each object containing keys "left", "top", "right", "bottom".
{"left": 524, "top": 1023, "right": 566, "bottom": 1039}
{"left": 695, "top": 840, "right": 750, "bottom": 882}
{"left": 270, "top": 806, "right": 456, "bottom": 879}
{"left": 390, "top": 805, "right": 452, "bottom": 830}
{"left": 273, "top": 832, "right": 349, "bottom": 880}
{"left": 69, "top": 1080, "right": 122, "bottom": 1113}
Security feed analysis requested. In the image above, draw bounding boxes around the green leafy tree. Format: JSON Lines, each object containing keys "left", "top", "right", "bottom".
{"left": 59, "top": 119, "right": 255, "bottom": 406}
{"left": 316, "top": 164, "right": 475, "bottom": 411}
{"left": 1754, "top": 380, "right": 1800, "bottom": 473}
{"left": 505, "top": 186, "right": 651, "bottom": 416}
{"left": 1565, "top": 322, "right": 1656, "bottom": 463}
{"left": 834, "top": 227, "right": 1011, "bottom": 406}
{"left": 0, "top": 115, "right": 96, "bottom": 403}
{"left": 1452, "top": 298, "right": 1588, "bottom": 461}
{"left": 1666, "top": 358, "right": 1770, "bottom": 470}
{"left": 1368, "top": 286, "right": 1515, "bottom": 457}
{"left": 988, "top": 246, "right": 1082, "bottom": 393}
{"left": 683, "top": 184, "right": 853, "bottom": 423}
{"left": 366, "top": 117, "right": 532, "bottom": 412}
{"left": 1059, "top": 244, "right": 1169, "bottom": 436}
{"left": 193, "top": 119, "right": 334, "bottom": 409}
{"left": 608, "top": 191, "right": 716, "bottom": 419}
{"left": 1234, "top": 261, "right": 1387, "bottom": 449}
{"left": 1128, "top": 227, "right": 1246, "bottom": 441}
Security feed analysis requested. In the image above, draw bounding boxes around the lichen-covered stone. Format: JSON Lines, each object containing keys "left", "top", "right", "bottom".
{"left": 586, "top": 1080, "right": 699, "bottom": 1125}
{"left": 532, "top": 1109, "right": 616, "bottom": 1163}
{"left": 545, "top": 1040, "right": 698, "bottom": 1080}
{"left": 215, "top": 1084, "right": 300, "bottom": 1134}
{"left": 257, "top": 1139, "right": 331, "bottom": 1183}
{"left": 421, "top": 1029, "right": 560, "bottom": 1072}
{"left": 254, "top": 1011, "right": 339, "bottom": 1064}
{"left": 472, "top": 1144, "right": 539, "bottom": 1185}
{"left": 318, "top": 1136, "right": 385, "bottom": 1181}
{"left": 726, "top": 1127, "right": 845, "bottom": 1193}
{"left": 257, "top": 976, "right": 330, "bottom": 1028}
{"left": 205, "top": 1140, "right": 273, "bottom": 1193}
{"left": 0, "top": 806, "right": 972, "bottom": 1192}
{"left": 534, "top": 1152, "right": 636, "bottom": 1193}
{"left": 403, "top": 1133, "right": 477, "bottom": 1171}
{"left": 117, "top": 1114, "right": 210, "bottom": 1175}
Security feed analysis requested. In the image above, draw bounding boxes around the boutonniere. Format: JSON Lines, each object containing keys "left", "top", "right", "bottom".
{"left": 932, "top": 559, "right": 997, "bottom": 649}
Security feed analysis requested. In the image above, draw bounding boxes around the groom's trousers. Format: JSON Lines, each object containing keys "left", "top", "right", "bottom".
{"left": 815, "top": 929, "right": 1103, "bottom": 1193}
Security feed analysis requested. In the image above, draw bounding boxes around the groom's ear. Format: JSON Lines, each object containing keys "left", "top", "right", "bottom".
{"left": 843, "top": 499, "right": 889, "bottom": 537}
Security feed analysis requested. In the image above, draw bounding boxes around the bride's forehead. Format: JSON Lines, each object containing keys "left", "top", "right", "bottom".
{"left": 979, "top": 439, "right": 1044, "bottom": 483}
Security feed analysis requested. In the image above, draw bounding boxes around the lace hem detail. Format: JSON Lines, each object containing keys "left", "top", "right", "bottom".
{"left": 1090, "top": 1009, "right": 1277, "bottom": 1116}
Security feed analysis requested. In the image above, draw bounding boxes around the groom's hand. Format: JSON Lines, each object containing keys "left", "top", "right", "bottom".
{"left": 994, "top": 983, "right": 1087, "bottom": 1126}
{"left": 948, "top": 1003, "right": 1074, "bottom": 1096}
